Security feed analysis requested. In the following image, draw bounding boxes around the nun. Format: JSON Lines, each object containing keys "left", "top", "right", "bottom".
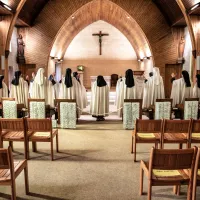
{"left": 73, "top": 72, "right": 87, "bottom": 108}
{"left": 117, "top": 69, "right": 138, "bottom": 117}
{"left": 142, "top": 72, "right": 154, "bottom": 108}
{"left": 151, "top": 67, "right": 165, "bottom": 106}
{"left": 31, "top": 68, "right": 47, "bottom": 101}
{"left": 0, "top": 75, "right": 8, "bottom": 99}
{"left": 170, "top": 70, "right": 193, "bottom": 106}
{"left": 90, "top": 75, "right": 109, "bottom": 121}
{"left": 59, "top": 68, "right": 83, "bottom": 116}
{"left": 10, "top": 70, "right": 29, "bottom": 107}
{"left": 193, "top": 74, "right": 200, "bottom": 100}
{"left": 47, "top": 74, "right": 56, "bottom": 108}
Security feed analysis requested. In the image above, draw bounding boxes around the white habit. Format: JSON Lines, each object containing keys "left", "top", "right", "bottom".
{"left": 90, "top": 81, "right": 109, "bottom": 117}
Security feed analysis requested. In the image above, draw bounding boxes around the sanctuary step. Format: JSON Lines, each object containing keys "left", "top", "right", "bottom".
{"left": 86, "top": 91, "right": 116, "bottom": 104}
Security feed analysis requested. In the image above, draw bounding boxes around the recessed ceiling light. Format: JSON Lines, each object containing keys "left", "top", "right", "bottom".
{"left": 127, "top": 16, "right": 130, "bottom": 19}
{"left": 72, "top": 16, "right": 75, "bottom": 19}
{"left": 190, "top": 3, "right": 200, "bottom": 11}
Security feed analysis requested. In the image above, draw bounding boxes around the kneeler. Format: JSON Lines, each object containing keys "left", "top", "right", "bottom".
{"left": 60, "top": 102, "right": 76, "bottom": 129}
{"left": 154, "top": 99, "right": 172, "bottom": 120}
{"left": 123, "top": 99, "right": 142, "bottom": 129}
{"left": 184, "top": 98, "right": 199, "bottom": 120}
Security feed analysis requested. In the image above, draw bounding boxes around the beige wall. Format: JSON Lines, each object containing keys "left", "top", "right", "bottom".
{"left": 62, "top": 59, "right": 139, "bottom": 88}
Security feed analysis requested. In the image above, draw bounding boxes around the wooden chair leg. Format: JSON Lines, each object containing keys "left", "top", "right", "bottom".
{"left": 24, "top": 165, "right": 29, "bottom": 195}
{"left": 177, "top": 185, "right": 180, "bottom": 196}
{"left": 32, "top": 142, "right": 37, "bottom": 152}
{"left": 56, "top": 134, "right": 59, "bottom": 153}
{"left": 9, "top": 141, "right": 14, "bottom": 152}
{"left": 173, "top": 186, "right": 177, "bottom": 195}
{"left": 11, "top": 179, "right": 16, "bottom": 200}
{"left": 133, "top": 137, "right": 137, "bottom": 162}
{"left": 155, "top": 143, "right": 158, "bottom": 149}
{"left": 148, "top": 181, "right": 152, "bottom": 200}
{"left": 131, "top": 136, "right": 134, "bottom": 154}
{"left": 51, "top": 139, "right": 54, "bottom": 161}
{"left": 24, "top": 140, "right": 29, "bottom": 160}
{"left": 140, "top": 167, "right": 144, "bottom": 195}
{"left": 192, "top": 182, "right": 196, "bottom": 200}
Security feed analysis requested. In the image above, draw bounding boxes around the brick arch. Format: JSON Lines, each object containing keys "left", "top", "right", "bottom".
{"left": 49, "top": 0, "right": 153, "bottom": 69}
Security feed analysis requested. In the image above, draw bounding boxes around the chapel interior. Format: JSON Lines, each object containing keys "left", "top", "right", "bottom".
{"left": 1, "top": 0, "right": 200, "bottom": 200}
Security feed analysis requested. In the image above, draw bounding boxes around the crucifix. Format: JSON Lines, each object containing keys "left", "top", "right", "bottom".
{"left": 92, "top": 31, "right": 109, "bottom": 55}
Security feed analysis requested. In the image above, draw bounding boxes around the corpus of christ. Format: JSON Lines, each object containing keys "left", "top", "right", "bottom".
{"left": 0, "top": 1, "right": 200, "bottom": 200}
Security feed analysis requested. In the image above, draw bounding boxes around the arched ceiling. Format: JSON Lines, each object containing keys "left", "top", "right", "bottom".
{"left": 50, "top": 0, "right": 153, "bottom": 61}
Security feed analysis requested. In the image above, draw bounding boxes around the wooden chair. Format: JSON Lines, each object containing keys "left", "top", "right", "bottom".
{"left": 188, "top": 119, "right": 200, "bottom": 148}
{"left": 0, "top": 146, "right": 29, "bottom": 200}
{"left": 55, "top": 99, "right": 77, "bottom": 124}
{"left": 193, "top": 147, "right": 200, "bottom": 200}
{"left": 131, "top": 119, "right": 163, "bottom": 162}
{"left": 161, "top": 119, "right": 191, "bottom": 149}
{"left": 154, "top": 99, "right": 172, "bottom": 119}
{"left": 25, "top": 118, "right": 59, "bottom": 161}
{"left": 140, "top": 147, "right": 197, "bottom": 200}
{"left": 0, "top": 118, "right": 30, "bottom": 159}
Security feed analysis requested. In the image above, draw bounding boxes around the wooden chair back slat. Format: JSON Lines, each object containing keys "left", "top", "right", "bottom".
{"left": 0, "top": 149, "right": 10, "bottom": 169}
{"left": 26, "top": 118, "right": 52, "bottom": 132}
{"left": 135, "top": 119, "right": 162, "bottom": 133}
{"left": 163, "top": 119, "right": 191, "bottom": 133}
{"left": 0, "top": 118, "right": 25, "bottom": 131}
{"left": 185, "top": 98, "right": 199, "bottom": 102}
{"left": 151, "top": 148, "right": 196, "bottom": 170}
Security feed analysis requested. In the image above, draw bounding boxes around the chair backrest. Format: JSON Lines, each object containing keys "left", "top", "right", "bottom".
{"left": 0, "top": 148, "right": 10, "bottom": 169}
{"left": 55, "top": 99, "right": 76, "bottom": 124}
{"left": 163, "top": 119, "right": 191, "bottom": 133}
{"left": 28, "top": 98, "right": 45, "bottom": 119}
{"left": 184, "top": 98, "right": 199, "bottom": 120}
{"left": 0, "top": 118, "right": 25, "bottom": 132}
{"left": 135, "top": 119, "right": 162, "bottom": 133}
{"left": 190, "top": 120, "right": 200, "bottom": 133}
{"left": 26, "top": 118, "right": 52, "bottom": 132}
{"left": 149, "top": 147, "right": 197, "bottom": 179}
{"left": 155, "top": 99, "right": 172, "bottom": 120}
{"left": 2, "top": 98, "right": 17, "bottom": 118}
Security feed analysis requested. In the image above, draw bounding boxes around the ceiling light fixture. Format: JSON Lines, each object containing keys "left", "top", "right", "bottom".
{"left": 72, "top": 16, "right": 75, "bottom": 19}
{"left": 190, "top": 3, "right": 200, "bottom": 11}
{"left": 0, "top": 1, "right": 12, "bottom": 11}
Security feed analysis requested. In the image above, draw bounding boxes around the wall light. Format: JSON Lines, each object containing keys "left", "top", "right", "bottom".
{"left": 0, "top": 1, "right": 12, "bottom": 11}
{"left": 190, "top": 3, "right": 200, "bottom": 11}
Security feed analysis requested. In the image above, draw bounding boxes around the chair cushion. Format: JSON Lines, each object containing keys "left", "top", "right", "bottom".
{"left": 137, "top": 133, "right": 155, "bottom": 138}
{"left": 192, "top": 133, "right": 200, "bottom": 138}
{"left": 153, "top": 170, "right": 181, "bottom": 177}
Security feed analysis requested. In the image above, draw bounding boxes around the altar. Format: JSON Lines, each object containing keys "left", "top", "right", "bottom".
{"left": 90, "top": 76, "right": 111, "bottom": 88}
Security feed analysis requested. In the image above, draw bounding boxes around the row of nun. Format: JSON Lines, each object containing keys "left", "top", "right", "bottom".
{"left": 116, "top": 68, "right": 200, "bottom": 115}
{"left": 0, "top": 67, "right": 200, "bottom": 119}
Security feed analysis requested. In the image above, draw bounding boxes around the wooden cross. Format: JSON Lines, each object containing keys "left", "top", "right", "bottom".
{"left": 92, "top": 31, "right": 109, "bottom": 55}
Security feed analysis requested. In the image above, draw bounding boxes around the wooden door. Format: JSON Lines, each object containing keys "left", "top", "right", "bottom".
{"left": 19, "top": 64, "right": 36, "bottom": 80}
{"left": 165, "top": 64, "right": 182, "bottom": 98}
